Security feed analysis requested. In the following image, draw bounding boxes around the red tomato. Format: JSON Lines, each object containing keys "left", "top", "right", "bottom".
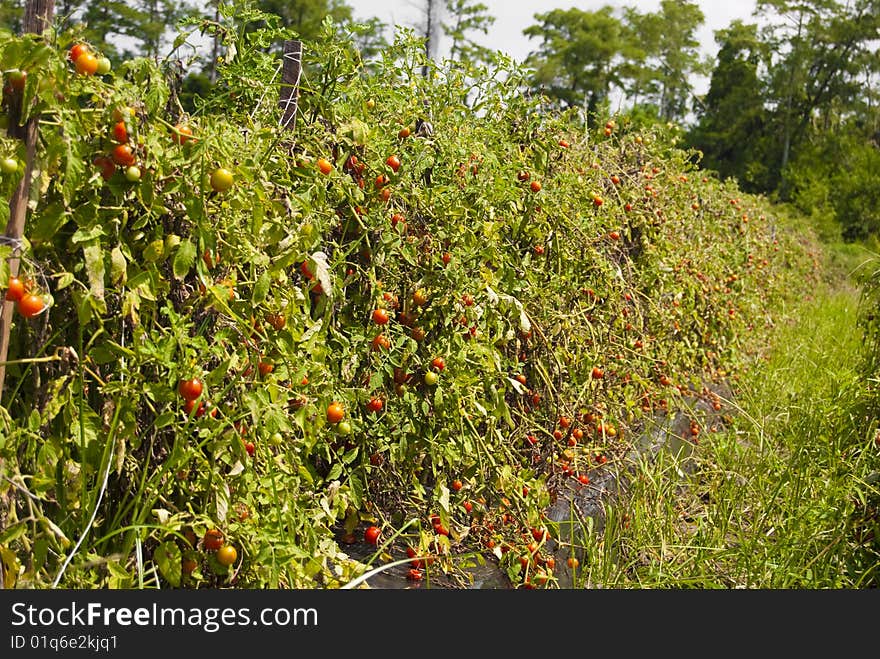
{"left": 111, "top": 144, "right": 136, "bottom": 167}
{"left": 364, "top": 526, "right": 381, "bottom": 545}
{"left": 172, "top": 123, "right": 193, "bottom": 144}
{"left": 74, "top": 53, "right": 99, "bottom": 76}
{"left": 5, "top": 276, "right": 25, "bottom": 302}
{"left": 92, "top": 155, "right": 115, "bottom": 180}
{"left": 17, "top": 293, "right": 45, "bottom": 318}
{"left": 111, "top": 121, "right": 128, "bottom": 143}
{"left": 178, "top": 378, "right": 203, "bottom": 401}
{"left": 326, "top": 401, "right": 344, "bottom": 424}
{"left": 68, "top": 43, "right": 90, "bottom": 63}
{"left": 203, "top": 529, "right": 224, "bottom": 551}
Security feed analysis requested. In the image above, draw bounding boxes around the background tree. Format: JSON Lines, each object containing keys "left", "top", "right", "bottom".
{"left": 442, "top": 0, "right": 495, "bottom": 68}
{"left": 755, "top": 0, "right": 879, "bottom": 197}
{"left": 686, "top": 21, "right": 772, "bottom": 191}
{"left": 0, "top": 0, "right": 25, "bottom": 34}
{"left": 523, "top": 6, "right": 626, "bottom": 122}
{"left": 255, "top": 0, "right": 352, "bottom": 40}
{"left": 58, "top": 0, "right": 199, "bottom": 60}
{"left": 631, "top": 0, "right": 709, "bottom": 122}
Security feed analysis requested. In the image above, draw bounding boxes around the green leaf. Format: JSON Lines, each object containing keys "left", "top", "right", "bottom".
{"left": 153, "top": 541, "right": 182, "bottom": 588}
{"left": 111, "top": 246, "right": 127, "bottom": 286}
{"left": 62, "top": 138, "right": 85, "bottom": 206}
{"left": 143, "top": 239, "right": 166, "bottom": 263}
{"left": 252, "top": 270, "right": 271, "bottom": 304}
{"left": 326, "top": 462, "right": 342, "bottom": 481}
{"left": 55, "top": 272, "right": 75, "bottom": 290}
{"left": 172, "top": 239, "right": 196, "bottom": 279}
{"left": 83, "top": 241, "right": 105, "bottom": 302}
{"left": 72, "top": 225, "right": 105, "bottom": 244}
{"left": 29, "top": 203, "right": 67, "bottom": 243}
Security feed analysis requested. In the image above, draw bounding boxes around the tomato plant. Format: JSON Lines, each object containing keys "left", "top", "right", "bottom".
{"left": 0, "top": 15, "right": 818, "bottom": 593}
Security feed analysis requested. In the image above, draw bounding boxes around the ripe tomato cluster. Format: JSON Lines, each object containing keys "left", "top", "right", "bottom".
{"left": 68, "top": 43, "right": 110, "bottom": 76}
{"left": 199, "top": 529, "right": 238, "bottom": 571}
{"left": 4, "top": 275, "right": 47, "bottom": 318}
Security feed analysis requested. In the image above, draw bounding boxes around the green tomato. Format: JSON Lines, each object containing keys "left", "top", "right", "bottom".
{"left": 424, "top": 370, "right": 439, "bottom": 386}
{"left": 96, "top": 57, "right": 111, "bottom": 75}
{"left": 0, "top": 157, "right": 18, "bottom": 174}
{"left": 210, "top": 167, "right": 234, "bottom": 192}
{"left": 124, "top": 165, "right": 141, "bottom": 182}
{"left": 336, "top": 421, "right": 352, "bottom": 435}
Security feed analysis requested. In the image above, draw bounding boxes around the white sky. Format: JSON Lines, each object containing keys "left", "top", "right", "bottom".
{"left": 347, "top": 0, "right": 760, "bottom": 95}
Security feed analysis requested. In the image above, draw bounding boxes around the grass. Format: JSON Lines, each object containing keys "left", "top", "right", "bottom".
{"left": 573, "top": 248, "right": 880, "bottom": 588}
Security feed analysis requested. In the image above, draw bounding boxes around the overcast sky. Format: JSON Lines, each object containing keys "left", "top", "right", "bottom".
{"left": 347, "top": 0, "right": 760, "bottom": 95}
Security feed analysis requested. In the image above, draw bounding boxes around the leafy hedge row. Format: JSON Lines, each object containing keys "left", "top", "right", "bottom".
{"left": 0, "top": 15, "right": 819, "bottom": 588}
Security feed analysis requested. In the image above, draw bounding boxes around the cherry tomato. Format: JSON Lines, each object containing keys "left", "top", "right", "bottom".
{"left": 92, "top": 155, "right": 115, "bottom": 180}
{"left": 210, "top": 167, "right": 234, "bottom": 192}
{"left": 68, "top": 43, "right": 90, "bottom": 63}
{"left": 216, "top": 545, "right": 237, "bottom": 566}
{"left": 178, "top": 378, "right": 203, "bottom": 401}
{"left": 172, "top": 123, "right": 193, "bottom": 144}
{"left": 17, "top": 293, "right": 45, "bottom": 318}
{"left": 364, "top": 526, "right": 381, "bottom": 545}
{"left": 385, "top": 154, "right": 401, "bottom": 172}
{"left": 203, "top": 529, "right": 224, "bottom": 551}
{"left": 112, "top": 121, "right": 128, "bottom": 143}
{"left": 326, "top": 401, "right": 344, "bottom": 424}
{"left": 316, "top": 157, "right": 333, "bottom": 175}
{"left": 5, "top": 276, "right": 25, "bottom": 302}
{"left": 371, "top": 308, "right": 389, "bottom": 325}
{"left": 111, "top": 144, "right": 135, "bottom": 167}
{"left": 74, "top": 53, "right": 99, "bottom": 76}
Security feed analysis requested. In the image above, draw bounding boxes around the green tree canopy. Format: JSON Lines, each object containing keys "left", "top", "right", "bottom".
{"left": 523, "top": 6, "right": 626, "bottom": 122}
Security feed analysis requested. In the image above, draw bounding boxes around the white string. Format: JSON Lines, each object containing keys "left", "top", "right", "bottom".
{"left": 0, "top": 236, "right": 23, "bottom": 251}
{"left": 51, "top": 447, "right": 114, "bottom": 587}
{"left": 250, "top": 62, "right": 282, "bottom": 124}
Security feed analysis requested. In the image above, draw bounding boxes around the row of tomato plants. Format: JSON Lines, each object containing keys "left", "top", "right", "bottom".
{"left": 0, "top": 15, "right": 819, "bottom": 589}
